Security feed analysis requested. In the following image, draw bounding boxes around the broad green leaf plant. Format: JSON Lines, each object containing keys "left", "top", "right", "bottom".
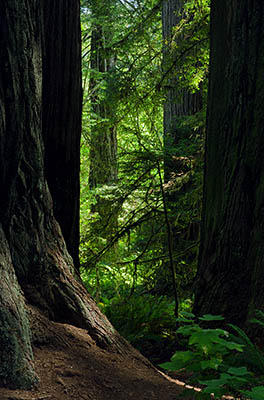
{"left": 160, "top": 312, "right": 264, "bottom": 399}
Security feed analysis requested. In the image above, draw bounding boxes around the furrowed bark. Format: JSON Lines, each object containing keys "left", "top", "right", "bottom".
{"left": 194, "top": 1, "right": 264, "bottom": 326}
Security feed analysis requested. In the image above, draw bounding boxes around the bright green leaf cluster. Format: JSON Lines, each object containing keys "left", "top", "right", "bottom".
{"left": 160, "top": 312, "right": 264, "bottom": 399}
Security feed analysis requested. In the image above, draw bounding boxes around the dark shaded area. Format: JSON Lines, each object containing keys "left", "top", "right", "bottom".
{"left": 42, "top": 0, "right": 82, "bottom": 269}
{"left": 194, "top": 1, "right": 264, "bottom": 326}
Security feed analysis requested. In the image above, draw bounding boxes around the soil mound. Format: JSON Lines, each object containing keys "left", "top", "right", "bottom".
{"left": 0, "top": 307, "right": 193, "bottom": 400}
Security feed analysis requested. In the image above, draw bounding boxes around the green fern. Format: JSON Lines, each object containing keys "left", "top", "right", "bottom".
{"left": 251, "top": 310, "right": 264, "bottom": 330}
{"left": 228, "top": 322, "right": 264, "bottom": 373}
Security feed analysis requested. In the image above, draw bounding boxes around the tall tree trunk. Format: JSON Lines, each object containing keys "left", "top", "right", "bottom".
{"left": 88, "top": 0, "right": 118, "bottom": 246}
{"left": 0, "top": 0, "right": 44, "bottom": 387}
{"left": 162, "top": 0, "right": 182, "bottom": 181}
{"left": 42, "top": 0, "right": 82, "bottom": 270}
{"left": 161, "top": 0, "right": 202, "bottom": 299}
{"left": 0, "top": 0, "right": 138, "bottom": 389}
{"left": 162, "top": 0, "right": 202, "bottom": 185}
{"left": 194, "top": 1, "right": 264, "bottom": 326}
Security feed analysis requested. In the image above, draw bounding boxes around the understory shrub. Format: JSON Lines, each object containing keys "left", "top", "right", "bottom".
{"left": 81, "top": 266, "right": 179, "bottom": 361}
{"left": 160, "top": 312, "right": 264, "bottom": 399}
{"left": 102, "top": 292, "right": 177, "bottom": 360}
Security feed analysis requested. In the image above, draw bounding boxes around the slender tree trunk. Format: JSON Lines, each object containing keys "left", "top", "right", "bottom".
{"left": 161, "top": 0, "right": 202, "bottom": 298}
{"left": 88, "top": 0, "right": 118, "bottom": 245}
{"left": 0, "top": 0, "right": 139, "bottom": 389}
{"left": 194, "top": 1, "right": 264, "bottom": 326}
{"left": 162, "top": 0, "right": 182, "bottom": 180}
{"left": 89, "top": 22, "right": 118, "bottom": 186}
{"left": 162, "top": 0, "right": 202, "bottom": 185}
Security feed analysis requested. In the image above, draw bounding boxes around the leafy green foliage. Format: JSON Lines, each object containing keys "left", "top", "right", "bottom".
{"left": 79, "top": 0, "right": 211, "bottom": 363}
{"left": 103, "top": 293, "right": 176, "bottom": 345}
{"left": 81, "top": 263, "right": 178, "bottom": 361}
{"left": 199, "top": 367, "right": 251, "bottom": 398}
{"left": 172, "top": 0, "right": 210, "bottom": 92}
{"left": 160, "top": 312, "right": 264, "bottom": 399}
{"left": 241, "top": 386, "right": 264, "bottom": 400}
{"left": 80, "top": 0, "right": 209, "bottom": 306}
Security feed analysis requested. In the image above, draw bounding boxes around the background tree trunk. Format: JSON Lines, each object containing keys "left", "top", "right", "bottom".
{"left": 194, "top": 1, "right": 264, "bottom": 326}
{"left": 88, "top": 0, "right": 118, "bottom": 247}
{"left": 162, "top": 0, "right": 202, "bottom": 185}
{"left": 160, "top": 0, "right": 202, "bottom": 298}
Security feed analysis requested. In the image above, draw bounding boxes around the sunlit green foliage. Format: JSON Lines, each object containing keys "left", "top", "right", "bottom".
{"left": 80, "top": 0, "right": 210, "bottom": 356}
{"left": 171, "top": 0, "right": 210, "bottom": 92}
{"left": 81, "top": 262, "right": 193, "bottom": 361}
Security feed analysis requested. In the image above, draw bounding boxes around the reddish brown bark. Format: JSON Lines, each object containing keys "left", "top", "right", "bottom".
{"left": 0, "top": 0, "right": 138, "bottom": 389}
{"left": 42, "top": 0, "right": 82, "bottom": 269}
{"left": 194, "top": 1, "right": 264, "bottom": 326}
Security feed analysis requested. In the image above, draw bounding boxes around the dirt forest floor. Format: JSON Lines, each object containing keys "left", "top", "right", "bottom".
{"left": 0, "top": 307, "right": 198, "bottom": 400}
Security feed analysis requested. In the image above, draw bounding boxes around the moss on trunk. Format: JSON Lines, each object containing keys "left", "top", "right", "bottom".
{"left": 0, "top": 225, "right": 37, "bottom": 388}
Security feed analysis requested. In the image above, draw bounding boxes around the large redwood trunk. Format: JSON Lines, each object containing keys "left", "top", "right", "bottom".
{"left": 0, "top": 0, "right": 43, "bottom": 387}
{"left": 42, "top": 0, "right": 82, "bottom": 269}
{"left": 194, "top": 1, "right": 264, "bottom": 326}
{"left": 0, "top": 0, "right": 137, "bottom": 389}
{"left": 0, "top": 224, "right": 37, "bottom": 388}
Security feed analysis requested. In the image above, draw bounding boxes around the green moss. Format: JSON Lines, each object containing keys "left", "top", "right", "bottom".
{"left": 0, "top": 224, "right": 38, "bottom": 389}
{"left": 0, "top": 305, "right": 38, "bottom": 389}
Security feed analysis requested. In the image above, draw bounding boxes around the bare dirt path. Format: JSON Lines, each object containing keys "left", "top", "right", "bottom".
{"left": 0, "top": 307, "right": 195, "bottom": 400}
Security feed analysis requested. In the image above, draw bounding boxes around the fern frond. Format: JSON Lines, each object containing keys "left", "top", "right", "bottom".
{"left": 228, "top": 323, "right": 264, "bottom": 373}
{"left": 251, "top": 310, "right": 264, "bottom": 330}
